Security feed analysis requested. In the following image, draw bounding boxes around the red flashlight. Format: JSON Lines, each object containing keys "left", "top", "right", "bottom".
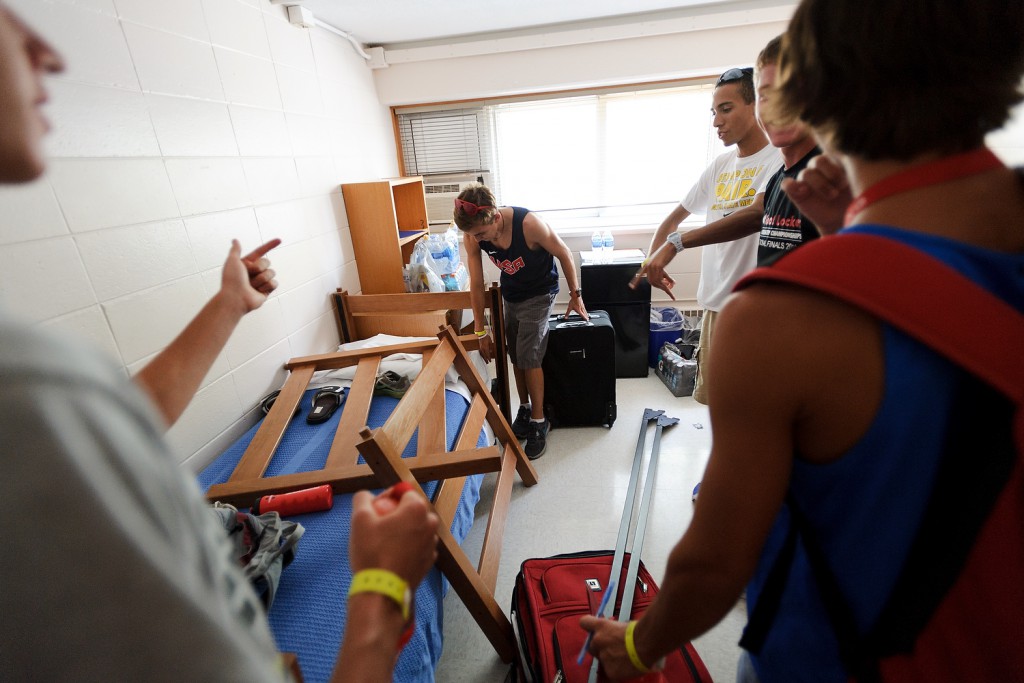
{"left": 252, "top": 484, "right": 334, "bottom": 516}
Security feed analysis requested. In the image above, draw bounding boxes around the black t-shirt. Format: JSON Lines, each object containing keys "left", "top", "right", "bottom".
{"left": 758, "top": 147, "right": 822, "bottom": 266}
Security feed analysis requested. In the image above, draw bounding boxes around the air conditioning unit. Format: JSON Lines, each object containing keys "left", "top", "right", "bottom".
{"left": 423, "top": 172, "right": 491, "bottom": 226}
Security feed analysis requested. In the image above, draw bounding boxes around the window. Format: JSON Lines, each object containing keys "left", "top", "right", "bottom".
{"left": 395, "top": 81, "right": 723, "bottom": 231}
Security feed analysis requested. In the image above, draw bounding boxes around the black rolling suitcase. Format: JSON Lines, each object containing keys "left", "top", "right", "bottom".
{"left": 542, "top": 310, "right": 617, "bottom": 428}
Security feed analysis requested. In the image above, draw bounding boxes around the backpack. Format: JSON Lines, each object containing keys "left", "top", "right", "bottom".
{"left": 209, "top": 502, "right": 304, "bottom": 609}
{"left": 734, "top": 232, "right": 1024, "bottom": 682}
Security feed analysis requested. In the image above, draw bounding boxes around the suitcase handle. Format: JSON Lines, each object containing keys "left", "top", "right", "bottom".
{"left": 551, "top": 311, "right": 600, "bottom": 328}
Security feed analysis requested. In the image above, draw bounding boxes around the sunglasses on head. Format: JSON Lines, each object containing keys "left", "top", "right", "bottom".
{"left": 454, "top": 197, "right": 494, "bottom": 217}
{"left": 716, "top": 67, "right": 753, "bottom": 87}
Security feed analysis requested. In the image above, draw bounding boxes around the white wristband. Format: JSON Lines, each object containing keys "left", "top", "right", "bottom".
{"left": 667, "top": 231, "right": 685, "bottom": 253}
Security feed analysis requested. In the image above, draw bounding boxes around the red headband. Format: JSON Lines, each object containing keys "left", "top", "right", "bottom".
{"left": 454, "top": 197, "right": 493, "bottom": 217}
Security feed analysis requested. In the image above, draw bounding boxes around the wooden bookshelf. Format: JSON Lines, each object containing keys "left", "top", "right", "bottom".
{"left": 341, "top": 177, "right": 429, "bottom": 294}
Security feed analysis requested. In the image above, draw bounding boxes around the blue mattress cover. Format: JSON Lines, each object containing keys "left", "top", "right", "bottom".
{"left": 198, "top": 388, "right": 486, "bottom": 683}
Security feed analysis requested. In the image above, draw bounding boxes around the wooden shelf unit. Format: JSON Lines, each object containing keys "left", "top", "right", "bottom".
{"left": 341, "top": 176, "right": 429, "bottom": 294}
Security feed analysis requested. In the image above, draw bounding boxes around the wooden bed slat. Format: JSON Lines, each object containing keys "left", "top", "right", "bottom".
{"left": 230, "top": 364, "right": 316, "bottom": 482}
{"left": 380, "top": 339, "right": 456, "bottom": 453}
{"left": 432, "top": 393, "right": 489, "bottom": 524}
{"left": 477, "top": 442, "right": 518, "bottom": 593}
{"left": 324, "top": 356, "right": 380, "bottom": 468}
{"left": 416, "top": 347, "right": 447, "bottom": 458}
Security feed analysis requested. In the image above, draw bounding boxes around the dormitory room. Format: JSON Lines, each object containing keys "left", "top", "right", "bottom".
{"left": 2, "top": 0, "right": 1022, "bottom": 681}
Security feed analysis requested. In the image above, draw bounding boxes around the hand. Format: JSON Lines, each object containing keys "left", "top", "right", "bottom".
{"left": 220, "top": 239, "right": 281, "bottom": 314}
{"left": 780, "top": 154, "right": 851, "bottom": 235}
{"left": 349, "top": 486, "right": 440, "bottom": 588}
{"left": 630, "top": 243, "right": 676, "bottom": 300}
{"left": 566, "top": 296, "right": 589, "bottom": 322}
{"left": 477, "top": 333, "right": 494, "bottom": 363}
{"left": 579, "top": 616, "right": 661, "bottom": 681}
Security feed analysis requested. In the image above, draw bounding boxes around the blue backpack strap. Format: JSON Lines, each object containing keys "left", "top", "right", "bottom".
{"left": 736, "top": 232, "right": 1024, "bottom": 402}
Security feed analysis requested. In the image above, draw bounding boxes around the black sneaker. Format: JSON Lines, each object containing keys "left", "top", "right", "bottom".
{"left": 511, "top": 405, "right": 532, "bottom": 440}
{"left": 525, "top": 419, "right": 549, "bottom": 460}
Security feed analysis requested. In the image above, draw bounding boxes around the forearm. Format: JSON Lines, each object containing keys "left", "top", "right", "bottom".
{"left": 469, "top": 281, "right": 489, "bottom": 332}
{"left": 556, "top": 252, "right": 580, "bottom": 293}
{"left": 634, "top": 542, "right": 746, "bottom": 666}
{"left": 331, "top": 594, "right": 407, "bottom": 681}
{"left": 135, "top": 291, "right": 247, "bottom": 427}
{"left": 648, "top": 205, "right": 689, "bottom": 254}
{"left": 680, "top": 205, "right": 762, "bottom": 249}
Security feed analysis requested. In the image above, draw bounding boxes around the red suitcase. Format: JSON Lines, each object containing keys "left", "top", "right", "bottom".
{"left": 511, "top": 550, "right": 712, "bottom": 683}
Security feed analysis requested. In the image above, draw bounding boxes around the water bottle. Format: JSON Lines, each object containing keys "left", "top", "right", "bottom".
{"left": 602, "top": 230, "right": 615, "bottom": 259}
{"left": 591, "top": 231, "right": 603, "bottom": 262}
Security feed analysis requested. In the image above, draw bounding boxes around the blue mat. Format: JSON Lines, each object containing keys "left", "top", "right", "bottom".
{"left": 198, "top": 388, "right": 486, "bottom": 683}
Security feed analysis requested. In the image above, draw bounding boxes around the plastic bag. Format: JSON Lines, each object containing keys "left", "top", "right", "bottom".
{"left": 404, "top": 262, "right": 445, "bottom": 293}
{"left": 409, "top": 231, "right": 468, "bottom": 291}
{"left": 650, "top": 306, "right": 684, "bottom": 332}
{"left": 679, "top": 312, "right": 702, "bottom": 347}
{"left": 425, "top": 233, "right": 459, "bottom": 275}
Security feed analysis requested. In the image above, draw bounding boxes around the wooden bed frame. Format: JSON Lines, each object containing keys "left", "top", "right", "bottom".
{"left": 204, "top": 285, "right": 534, "bottom": 663}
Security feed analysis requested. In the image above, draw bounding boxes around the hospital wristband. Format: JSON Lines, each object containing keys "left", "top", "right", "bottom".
{"left": 474, "top": 329, "right": 488, "bottom": 337}
{"left": 624, "top": 620, "right": 652, "bottom": 673}
{"left": 348, "top": 569, "right": 411, "bottom": 622}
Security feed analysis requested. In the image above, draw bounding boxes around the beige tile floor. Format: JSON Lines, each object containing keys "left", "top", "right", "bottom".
{"left": 433, "top": 372, "right": 745, "bottom": 682}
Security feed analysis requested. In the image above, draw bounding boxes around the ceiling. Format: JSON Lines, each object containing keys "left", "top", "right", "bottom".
{"left": 295, "top": 0, "right": 752, "bottom": 47}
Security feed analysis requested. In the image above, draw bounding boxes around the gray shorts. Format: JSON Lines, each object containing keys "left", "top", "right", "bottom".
{"left": 503, "top": 292, "right": 556, "bottom": 369}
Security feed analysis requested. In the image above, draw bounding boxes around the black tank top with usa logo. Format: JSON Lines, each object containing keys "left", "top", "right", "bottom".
{"left": 481, "top": 206, "right": 558, "bottom": 303}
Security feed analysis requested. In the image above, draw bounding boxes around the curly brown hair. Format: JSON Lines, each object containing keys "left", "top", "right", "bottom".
{"left": 774, "top": 0, "right": 1024, "bottom": 161}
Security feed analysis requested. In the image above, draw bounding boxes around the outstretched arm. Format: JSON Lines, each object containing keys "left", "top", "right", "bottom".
{"left": 463, "top": 231, "right": 495, "bottom": 362}
{"left": 135, "top": 239, "right": 281, "bottom": 427}
{"left": 642, "top": 204, "right": 691, "bottom": 296}
{"left": 581, "top": 286, "right": 800, "bottom": 679}
{"left": 632, "top": 196, "right": 764, "bottom": 296}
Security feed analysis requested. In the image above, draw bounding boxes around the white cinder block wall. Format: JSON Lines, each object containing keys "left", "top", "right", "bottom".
{"left": 0, "top": 0, "right": 399, "bottom": 470}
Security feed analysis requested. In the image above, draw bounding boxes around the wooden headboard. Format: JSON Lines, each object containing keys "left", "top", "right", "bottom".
{"left": 331, "top": 284, "right": 511, "bottom": 422}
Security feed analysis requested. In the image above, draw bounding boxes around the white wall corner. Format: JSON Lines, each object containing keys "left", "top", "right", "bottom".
{"left": 367, "top": 46, "right": 388, "bottom": 70}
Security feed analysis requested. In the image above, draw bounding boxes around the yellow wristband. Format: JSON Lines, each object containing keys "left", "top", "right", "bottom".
{"left": 348, "top": 569, "right": 411, "bottom": 621}
{"left": 624, "top": 620, "right": 651, "bottom": 673}
{"left": 474, "top": 329, "right": 488, "bottom": 337}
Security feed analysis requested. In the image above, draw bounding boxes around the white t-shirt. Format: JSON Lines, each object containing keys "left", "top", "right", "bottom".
{"left": 682, "top": 144, "right": 783, "bottom": 311}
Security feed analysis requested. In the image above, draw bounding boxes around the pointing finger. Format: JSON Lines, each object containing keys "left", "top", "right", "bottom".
{"left": 243, "top": 238, "right": 282, "bottom": 263}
